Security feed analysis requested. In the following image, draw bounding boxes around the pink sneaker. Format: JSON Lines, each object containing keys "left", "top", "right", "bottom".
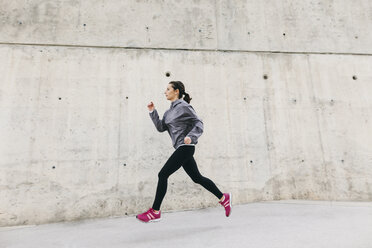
{"left": 219, "top": 193, "right": 232, "bottom": 217}
{"left": 136, "top": 208, "right": 161, "bottom": 223}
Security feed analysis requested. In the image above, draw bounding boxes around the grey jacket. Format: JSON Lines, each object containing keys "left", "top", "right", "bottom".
{"left": 149, "top": 99, "right": 204, "bottom": 150}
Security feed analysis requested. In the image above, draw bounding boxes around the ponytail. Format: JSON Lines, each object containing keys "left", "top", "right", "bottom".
{"left": 182, "top": 92, "right": 192, "bottom": 104}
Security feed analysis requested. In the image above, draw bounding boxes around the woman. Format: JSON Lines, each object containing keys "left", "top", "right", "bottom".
{"left": 136, "top": 81, "right": 231, "bottom": 223}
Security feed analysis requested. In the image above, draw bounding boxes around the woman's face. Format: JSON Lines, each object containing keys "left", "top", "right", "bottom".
{"left": 164, "top": 84, "right": 179, "bottom": 101}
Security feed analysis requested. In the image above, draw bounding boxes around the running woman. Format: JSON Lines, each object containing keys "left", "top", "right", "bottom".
{"left": 136, "top": 81, "right": 231, "bottom": 223}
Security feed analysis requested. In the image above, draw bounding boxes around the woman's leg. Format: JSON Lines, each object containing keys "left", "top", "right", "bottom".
{"left": 182, "top": 156, "right": 224, "bottom": 199}
{"left": 152, "top": 146, "right": 195, "bottom": 211}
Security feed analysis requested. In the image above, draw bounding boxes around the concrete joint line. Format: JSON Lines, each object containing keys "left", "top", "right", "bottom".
{"left": 0, "top": 42, "right": 371, "bottom": 56}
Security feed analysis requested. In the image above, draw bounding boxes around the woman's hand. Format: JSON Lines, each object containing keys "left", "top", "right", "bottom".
{"left": 184, "top": 137, "right": 192, "bottom": 144}
{"left": 147, "top": 101, "right": 155, "bottom": 111}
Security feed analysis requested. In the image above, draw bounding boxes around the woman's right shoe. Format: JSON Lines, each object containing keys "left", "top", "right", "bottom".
{"left": 219, "top": 193, "right": 232, "bottom": 217}
{"left": 136, "top": 208, "right": 161, "bottom": 223}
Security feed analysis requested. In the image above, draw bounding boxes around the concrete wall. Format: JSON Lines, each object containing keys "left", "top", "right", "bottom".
{"left": 1, "top": 0, "right": 372, "bottom": 226}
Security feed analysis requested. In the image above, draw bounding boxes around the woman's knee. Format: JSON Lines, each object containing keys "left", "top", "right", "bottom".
{"left": 191, "top": 175, "right": 204, "bottom": 184}
{"left": 158, "top": 171, "right": 169, "bottom": 180}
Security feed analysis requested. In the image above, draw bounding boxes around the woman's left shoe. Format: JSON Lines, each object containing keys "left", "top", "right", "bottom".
{"left": 219, "top": 193, "right": 232, "bottom": 217}
{"left": 136, "top": 208, "right": 161, "bottom": 223}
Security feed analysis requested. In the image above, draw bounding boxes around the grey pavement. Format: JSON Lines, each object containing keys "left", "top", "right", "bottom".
{"left": 1, "top": 200, "right": 372, "bottom": 248}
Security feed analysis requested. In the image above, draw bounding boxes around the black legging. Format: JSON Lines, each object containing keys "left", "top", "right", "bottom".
{"left": 152, "top": 145, "right": 223, "bottom": 211}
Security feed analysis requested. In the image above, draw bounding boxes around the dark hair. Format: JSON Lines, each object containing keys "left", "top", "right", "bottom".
{"left": 169, "top": 81, "right": 192, "bottom": 104}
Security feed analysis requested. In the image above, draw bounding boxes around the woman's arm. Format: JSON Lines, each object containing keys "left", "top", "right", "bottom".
{"left": 182, "top": 105, "right": 204, "bottom": 143}
{"left": 149, "top": 109, "right": 168, "bottom": 132}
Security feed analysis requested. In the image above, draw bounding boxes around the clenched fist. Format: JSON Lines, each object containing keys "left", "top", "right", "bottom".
{"left": 184, "top": 136, "right": 191, "bottom": 144}
{"left": 147, "top": 101, "right": 155, "bottom": 111}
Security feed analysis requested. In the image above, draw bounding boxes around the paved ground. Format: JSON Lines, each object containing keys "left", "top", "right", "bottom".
{"left": 1, "top": 200, "right": 372, "bottom": 248}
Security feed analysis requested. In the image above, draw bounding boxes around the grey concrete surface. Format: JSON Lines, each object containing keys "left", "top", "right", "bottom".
{"left": 2, "top": 43, "right": 372, "bottom": 227}
{"left": 1, "top": 200, "right": 372, "bottom": 248}
{"left": 1, "top": 0, "right": 371, "bottom": 53}
{"left": 2, "top": 0, "right": 372, "bottom": 227}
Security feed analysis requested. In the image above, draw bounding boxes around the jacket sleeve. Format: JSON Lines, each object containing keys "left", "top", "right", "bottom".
{"left": 149, "top": 109, "right": 168, "bottom": 132}
{"left": 182, "top": 105, "right": 204, "bottom": 144}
